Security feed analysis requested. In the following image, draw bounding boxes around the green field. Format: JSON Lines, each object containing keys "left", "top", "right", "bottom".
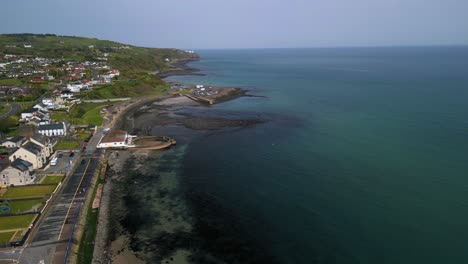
{"left": 42, "top": 175, "right": 63, "bottom": 185}
{"left": 0, "top": 199, "right": 44, "bottom": 214}
{"left": 82, "top": 106, "right": 105, "bottom": 125}
{"left": 0, "top": 231, "right": 16, "bottom": 243}
{"left": 0, "top": 78, "right": 23, "bottom": 86}
{"left": 2, "top": 185, "right": 57, "bottom": 199}
{"left": 51, "top": 102, "right": 108, "bottom": 126}
{"left": 0, "top": 104, "right": 8, "bottom": 116}
{"left": 0, "top": 214, "right": 36, "bottom": 230}
{"left": 77, "top": 132, "right": 92, "bottom": 140}
{"left": 55, "top": 139, "right": 81, "bottom": 150}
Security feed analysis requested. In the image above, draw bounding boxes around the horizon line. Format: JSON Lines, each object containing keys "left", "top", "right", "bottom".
{"left": 1, "top": 32, "right": 467, "bottom": 50}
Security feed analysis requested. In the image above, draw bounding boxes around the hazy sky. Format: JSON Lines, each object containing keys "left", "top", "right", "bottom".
{"left": 1, "top": 0, "right": 467, "bottom": 49}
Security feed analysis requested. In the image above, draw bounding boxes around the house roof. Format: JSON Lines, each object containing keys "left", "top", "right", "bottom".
{"left": 100, "top": 130, "right": 127, "bottom": 143}
{"left": 21, "top": 141, "right": 43, "bottom": 155}
{"left": 23, "top": 108, "right": 38, "bottom": 114}
{"left": 31, "top": 133, "right": 50, "bottom": 145}
{"left": 10, "top": 158, "right": 33, "bottom": 172}
{"left": 1, "top": 136, "right": 25, "bottom": 144}
{"left": 38, "top": 123, "right": 65, "bottom": 131}
{"left": 35, "top": 103, "right": 47, "bottom": 109}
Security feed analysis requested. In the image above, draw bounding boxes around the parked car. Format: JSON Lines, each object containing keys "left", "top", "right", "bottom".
{"left": 69, "top": 152, "right": 75, "bottom": 157}
{"left": 58, "top": 153, "right": 63, "bottom": 158}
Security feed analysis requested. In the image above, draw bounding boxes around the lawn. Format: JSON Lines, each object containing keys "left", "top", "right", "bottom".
{"left": 51, "top": 102, "right": 107, "bottom": 126}
{"left": 77, "top": 132, "right": 92, "bottom": 140}
{"left": 2, "top": 185, "right": 57, "bottom": 199}
{"left": 55, "top": 139, "right": 81, "bottom": 150}
{"left": 0, "top": 104, "right": 8, "bottom": 116}
{"left": 0, "top": 199, "right": 44, "bottom": 214}
{"left": 83, "top": 106, "right": 105, "bottom": 126}
{"left": 0, "top": 214, "right": 36, "bottom": 230}
{"left": 0, "top": 231, "right": 15, "bottom": 244}
{"left": 42, "top": 175, "right": 63, "bottom": 185}
{"left": 0, "top": 78, "right": 23, "bottom": 86}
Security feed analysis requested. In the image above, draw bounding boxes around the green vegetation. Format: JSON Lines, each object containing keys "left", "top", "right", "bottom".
{"left": 0, "top": 34, "right": 198, "bottom": 76}
{"left": 2, "top": 185, "right": 57, "bottom": 199}
{"left": 82, "top": 106, "right": 105, "bottom": 125}
{"left": 51, "top": 102, "right": 108, "bottom": 125}
{"left": 0, "top": 231, "right": 15, "bottom": 243}
{"left": 0, "top": 78, "right": 23, "bottom": 86}
{"left": 41, "top": 175, "right": 64, "bottom": 185}
{"left": 0, "top": 198, "right": 44, "bottom": 214}
{"left": 0, "top": 214, "right": 36, "bottom": 230}
{"left": 77, "top": 132, "right": 91, "bottom": 140}
{"left": 0, "top": 104, "right": 8, "bottom": 116}
{"left": 77, "top": 169, "right": 104, "bottom": 264}
{"left": 55, "top": 139, "right": 81, "bottom": 150}
{"left": 81, "top": 75, "right": 168, "bottom": 99}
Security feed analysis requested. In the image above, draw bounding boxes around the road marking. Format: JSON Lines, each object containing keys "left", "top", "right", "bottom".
{"left": 57, "top": 159, "right": 91, "bottom": 240}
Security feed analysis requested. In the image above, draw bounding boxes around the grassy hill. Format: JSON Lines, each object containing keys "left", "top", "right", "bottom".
{"left": 0, "top": 34, "right": 199, "bottom": 133}
{"left": 0, "top": 33, "right": 198, "bottom": 77}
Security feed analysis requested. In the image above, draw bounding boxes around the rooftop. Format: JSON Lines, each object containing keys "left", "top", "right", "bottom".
{"left": 10, "top": 158, "right": 33, "bottom": 172}
{"left": 22, "top": 141, "right": 43, "bottom": 155}
{"left": 38, "top": 122, "right": 65, "bottom": 131}
{"left": 2, "top": 136, "right": 25, "bottom": 144}
{"left": 100, "top": 130, "right": 127, "bottom": 143}
{"left": 32, "top": 133, "right": 50, "bottom": 145}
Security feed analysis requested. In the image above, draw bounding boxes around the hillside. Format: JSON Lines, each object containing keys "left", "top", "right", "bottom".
{"left": 0, "top": 33, "right": 199, "bottom": 76}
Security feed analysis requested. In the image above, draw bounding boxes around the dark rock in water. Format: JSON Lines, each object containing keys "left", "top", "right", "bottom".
{"left": 182, "top": 116, "right": 264, "bottom": 130}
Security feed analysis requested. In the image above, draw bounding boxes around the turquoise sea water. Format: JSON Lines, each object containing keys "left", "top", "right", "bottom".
{"left": 166, "top": 47, "right": 468, "bottom": 263}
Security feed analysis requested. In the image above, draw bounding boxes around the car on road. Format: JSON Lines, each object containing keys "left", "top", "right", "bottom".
{"left": 81, "top": 159, "right": 86, "bottom": 165}
{"left": 69, "top": 152, "right": 75, "bottom": 157}
{"left": 58, "top": 153, "right": 63, "bottom": 158}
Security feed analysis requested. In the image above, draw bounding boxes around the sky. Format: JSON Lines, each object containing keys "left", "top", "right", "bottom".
{"left": 1, "top": 0, "right": 468, "bottom": 49}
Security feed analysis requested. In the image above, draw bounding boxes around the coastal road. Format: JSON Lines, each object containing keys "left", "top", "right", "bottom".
{"left": 0, "top": 128, "right": 103, "bottom": 264}
{"left": 0, "top": 103, "right": 21, "bottom": 119}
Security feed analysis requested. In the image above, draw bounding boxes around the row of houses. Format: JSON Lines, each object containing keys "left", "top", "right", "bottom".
{"left": 0, "top": 134, "right": 55, "bottom": 187}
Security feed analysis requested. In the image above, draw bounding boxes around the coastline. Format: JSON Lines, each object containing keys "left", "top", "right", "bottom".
{"left": 92, "top": 59, "right": 272, "bottom": 263}
{"left": 155, "top": 58, "right": 205, "bottom": 79}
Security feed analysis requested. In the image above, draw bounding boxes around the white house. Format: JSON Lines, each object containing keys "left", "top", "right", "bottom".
{"left": 60, "top": 91, "right": 74, "bottom": 99}
{"left": 97, "top": 130, "right": 135, "bottom": 149}
{"left": 0, "top": 136, "right": 25, "bottom": 148}
{"left": 0, "top": 158, "right": 34, "bottom": 186}
{"left": 37, "top": 122, "right": 67, "bottom": 137}
{"left": 9, "top": 141, "right": 46, "bottom": 169}
{"left": 67, "top": 82, "right": 86, "bottom": 93}
{"left": 21, "top": 108, "right": 37, "bottom": 120}
{"left": 42, "top": 98, "right": 56, "bottom": 109}
{"left": 33, "top": 103, "right": 49, "bottom": 112}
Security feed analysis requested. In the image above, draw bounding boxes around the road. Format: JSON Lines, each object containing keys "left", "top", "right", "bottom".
{"left": 82, "top": 98, "right": 130, "bottom": 103}
{"left": 0, "top": 128, "right": 103, "bottom": 264}
{"left": 0, "top": 103, "right": 21, "bottom": 119}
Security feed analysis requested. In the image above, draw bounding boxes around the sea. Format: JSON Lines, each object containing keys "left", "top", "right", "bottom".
{"left": 163, "top": 47, "right": 468, "bottom": 264}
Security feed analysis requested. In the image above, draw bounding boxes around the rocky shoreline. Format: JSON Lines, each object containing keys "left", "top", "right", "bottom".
{"left": 92, "top": 59, "right": 276, "bottom": 263}
{"left": 155, "top": 59, "right": 205, "bottom": 78}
